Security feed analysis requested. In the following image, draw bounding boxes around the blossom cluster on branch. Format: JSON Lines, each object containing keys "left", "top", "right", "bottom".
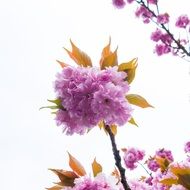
{"left": 112, "top": 0, "right": 190, "bottom": 60}
{"left": 43, "top": 40, "right": 152, "bottom": 136}
{"left": 47, "top": 141, "right": 190, "bottom": 190}
{"left": 54, "top": 66, "right": 132, "bottom": 135}
{"left": 42, "top": 1, "right": 190, "bottom": 190}
{"left": 43, "top": 40, "right": 153, "bottom": 190}
{"left": 43, "top": 40, "right": 190, "bottom": 190}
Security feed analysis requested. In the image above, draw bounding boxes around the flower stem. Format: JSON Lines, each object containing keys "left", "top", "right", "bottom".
{"left": 105, "top": 125, "right": 131, "bottom": 190}
{"left": 137, "top": 161, "right": 152, "bottom": 177}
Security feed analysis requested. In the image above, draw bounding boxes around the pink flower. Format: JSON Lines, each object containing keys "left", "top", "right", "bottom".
{"left": 175, "top": 15, "right": 190, "bottom": 28}
{"left": 170, "top": 184, "right": 186, "bottom": 190}
{"left": 112, "top": 0, "right": 126, "bottom": 9}
{"left": 146, "top": 158, "right": 160, "bottom": 172}
{"left": 147, "top": 0, "right": 157, "bottom": 4}
{"left": 157, "top": 13, "right": 170, "bottom": 24}
{"left": 184, "top": 141, "right": 190, "bottom": 153}
{"left": 54, "top": 66, "right": 132, "bottom": 135}
{"left": 135, "top": 6, "right": 153, "bottom": 24}
{"left": 154, "top": 44, "right": 171, "bottom": 56}
{"left": 145, "top": 177, "right": 153, "bottom": 185}
{"left": 160, "top": 33, "right": 173, "bottom": 45}
{"left": 123, "top": 147, "right": 145, "bottom": 170}
{"left": 129, "top": 179, "right": 151, "bottom": 190}
{"left": 126, "top": 0, "right": 134, "bottom": 4}
{"left": 156, "top": 148, "right": 174, "bottom": 162}
{"left": 151, "top": 170, "right": 169, "bottom": 190}
{"left": 63, "top": 173, "right": 121, "bottom": 190}
{"left": 187, "top": 156, "right": 190, "bottom": 162}
{"left": 151, "top": 28, "right": 162, "bottom": 42}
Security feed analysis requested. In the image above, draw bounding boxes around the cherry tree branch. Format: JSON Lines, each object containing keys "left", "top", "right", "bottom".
{"left": 136, "top": 0, "right": 190, "bottom": 57}
{"left": 105, "top": 125, "right": 131, "bottom": 190}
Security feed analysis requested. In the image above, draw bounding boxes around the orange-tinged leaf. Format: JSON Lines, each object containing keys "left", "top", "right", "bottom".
{"left": 126, "top": 94, "right": 154, "bottom": 108}
{"left": 171, "top": 166, "right": 190, "bottom": 176}
{"left": 112, "top": 167, "right": 120, "bottom": 184}
{"left": 159, "top": 178, "right": 178, "bottom": 185}
{"left": 99, "top": 38, "right": 111, "bottom": 68}
{"left": 100, "top": 48, "right": 118, "bottom": 69}
{"left": 46, "top": 185, "right": 63, "bottom": 190}
{"left": 49, "top": 169, "right": 78, "bottom": 187}
{"left": 98, "top": 120, "right": 105, "bottom": 129}
{"left": 56, "top": 60, "right": 69, "bottom": 68}
{"left": 92, "top": 158, "right": 103, "bottom": 177}
{"left": 98, "top": 120, "right": 108, "bottom": 135}
{"left": 68, "top": 152, "right": 86, "bottom": 176}
{"left": 121, "top": 148, "right": 127, "bottom": 152}
{"left": 139, "top": 176, "right": 147, "bottom": 182}
{"left": 64, "top": 40, "right": 92, "bottom": 67}
{"left": 118, "top": 58, "right": 137, "bottom": 71}
{"left": 112, "top": 167, "right": 120, "bottom": 177}
{"left": 178, "top": 174, "right": 190, "bottom": 189}
{"left": 101, "top": 37, "right": 111, "bottom": 58}
{"left": 170, "top": 166, "right": 190, "bottom": 189}
{"left": 118, "top": 58, "right": 138, "bottom": 84}
{"left": 128, "top": 117, "right": 138, "bottom": 127}
{"left": 98, "top": 121, "right": 117, "bottom": 135}
{"left": 110, "top": 124, "right": 117, "bottom": 135}
{"left": 49, "top": 169, "right": 78, "bottom": 179}
{"left": 155, "top": 157, "right": 170, "bottom": 172}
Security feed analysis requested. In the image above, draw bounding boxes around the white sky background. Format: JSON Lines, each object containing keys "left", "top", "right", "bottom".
{"left": 0, "top": 0, "right": 190, "bottom": 189}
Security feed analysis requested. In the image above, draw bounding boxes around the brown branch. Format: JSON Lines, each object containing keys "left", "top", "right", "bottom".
{"left": 105, "top": 125, "right": 131, "bottom": 190}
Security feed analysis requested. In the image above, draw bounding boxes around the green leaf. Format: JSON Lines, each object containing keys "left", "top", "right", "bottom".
{"left": 128, "top": 117, "right": 138, "bottom": 127}
{"left": 118, "top": 58, "right": 138, "bottom": 84}
{"left": 40, "top": 99, "right": 64, "bottom": 111}
{"left": 39, "top": 105, "right": 60, "bottom": 110}
{"left": 47, "top": 99, "right": 62, "bottom": 106}
{"left": 126, "top": 94, "right": 154, "bottom": 108}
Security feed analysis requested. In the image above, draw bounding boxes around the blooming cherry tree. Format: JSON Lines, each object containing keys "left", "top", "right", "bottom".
{"left": 42, "top": 1, "right": 190, "bottom": 190}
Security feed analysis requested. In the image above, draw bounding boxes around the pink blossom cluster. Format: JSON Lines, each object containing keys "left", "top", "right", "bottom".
{"left": 146, "top": 148, "right": 173, "bottom": 172}
{"left": 112, "top": 0, "right": 190, "bottom": 58}
{"left": 156, "top": 148, "right": 174, "bottom": 162}
{"left": 122, "top": 143, "right": 190, "bottom": 189}
{"left": 135, "top": 6, "right": 153, "bottom": 24}
{"left": 184, "top": 141, "right": 190, "bottom": 153}
{"left": 151, "top": 29, "right": 173, "bottom": 56}
{"left": 112, "top": 0, "right": 126, "bottom": 8}
{"left": 48, "top": 141, "right": 190, "bottom": 190}
{"left": 123, "top": 147, "right": 145, "bottom": 170}
{"left": 54, "top": 66, "right": 132, "bottom": 135}
{"left": 176, "top": 15, "right": 190, "bottom": 28}
{"left": 63, "top": 173, "right": 123, "bottom": 190}
{"left": 128, "top": 179, "right": 152, "bottom": 190}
